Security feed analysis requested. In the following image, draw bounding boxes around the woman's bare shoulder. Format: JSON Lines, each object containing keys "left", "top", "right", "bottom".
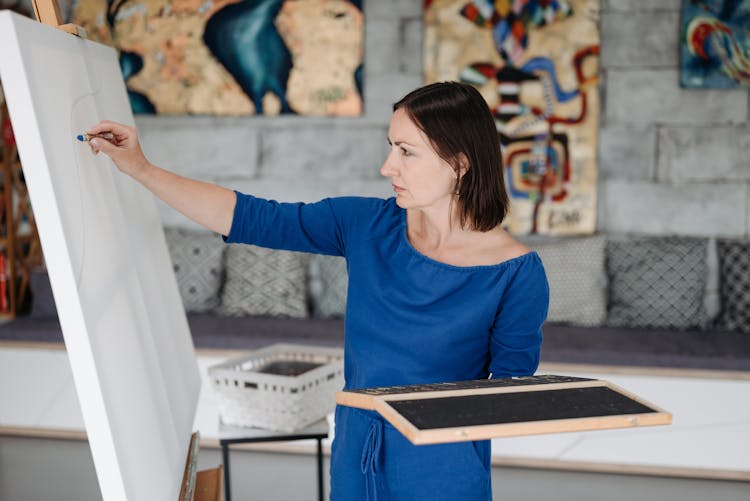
{"left": 465, "top": 228, "right": 531, "bottom": 266}
{"left": 495, "top": 232, "right": 532, "bottom": 262}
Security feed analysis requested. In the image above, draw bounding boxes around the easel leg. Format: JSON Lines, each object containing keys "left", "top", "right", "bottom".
{"left": 222, "top": 444, "right": 231, "bottom": 501}
{"left": 317, "top": 438, "right": 324, "bottom": 501}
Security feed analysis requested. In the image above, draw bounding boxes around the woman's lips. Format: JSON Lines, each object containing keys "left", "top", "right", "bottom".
{"left": 392, "top": 184, "right": 405, "bottom": 192}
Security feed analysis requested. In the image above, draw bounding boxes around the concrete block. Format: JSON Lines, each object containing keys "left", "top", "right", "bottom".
{"left": 58, "top": 0, "right": 74, "bottom": 22}
{"left": 206, "top": 179, "right": 392, "bottom": 209}
{"left": 657, "top": 126, "right": 750, "bottom": 182}
{"left": 157, "top": 176, "right": 241, "bottom": 229}
{"left": 156, "top": 201, "right": 206, "bottom": 231}
{"left": 365, "top": 20, "right": 402, "bottom": 75}
{"left": 363, "top": 15, "right": 424, "bottom": 77}
{"left": 606, "top": 70, "right": 748, "bottom": 125}
{"left": 705, "top": 238, "right": 720, "bottom": 320}
{"left": 600, "top": 180, "right": 747, "bottom": 237}
{"left": 600, "top": 12, "right": 679, "bottom": 68}
{"left": 598, "top": 69, "right": 608, "bottom": 128}
{"left": 363, "top": 73, "right": 424, "bottom": 122}
{"left": 598, "top": 125, "right": 656, "bottom": 180}
{"left": 336, "top": 179, "right": 394, "bottom": 199}
{"left": 365, "top": 0, "right": 422, "bottom": 20}
{"left": 401, "top": 17, "right": 424, "bottom": 75}
{"left": 602, "top": 0, "right": 681, "bottom": 11}
{"left": 259, "top": 125, "right": 387, "bottom": 181}
{"left": 136, "top": 116, "right": 260, "bottom": 180}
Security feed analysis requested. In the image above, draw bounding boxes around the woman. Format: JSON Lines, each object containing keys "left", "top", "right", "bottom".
{"left": 88, "top": 81, "right": 549, "bottom": 500}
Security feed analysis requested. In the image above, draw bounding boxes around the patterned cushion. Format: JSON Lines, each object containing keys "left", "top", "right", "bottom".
{"left": 218, "top": 245, "right": 308, "bottom": 318}
{"left": 308, "top": 255, "right": 348, "bottom": 318}
{"left": 530, "top": 236, "right": 606, "bottom": 326}
{"left": 164, "top": 228, "right": 225, "bottom": 313}
{"left": 716, "top": 239, "right": 750, "bottom": 333}
{"left": 606, "top": 237, "right": 708, "bottom": 329}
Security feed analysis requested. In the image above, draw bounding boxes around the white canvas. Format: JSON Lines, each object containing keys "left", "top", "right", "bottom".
{"left": 0, "top": 11, "right": 201, "bottom": 501}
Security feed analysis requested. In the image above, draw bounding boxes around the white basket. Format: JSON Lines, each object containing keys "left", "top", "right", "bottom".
{"left": 208, "top": 343, "right": 344, "bottom": 432}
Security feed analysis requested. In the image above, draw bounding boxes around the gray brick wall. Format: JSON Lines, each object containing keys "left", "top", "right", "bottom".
{"left": 67, "top": 0, "right": 746, "bottom": 239}
{"left": 598, "top": 1, "right": 749, "bottom": 238}
{"left": 136, "top": 0, "right": 424, "bottom": 230}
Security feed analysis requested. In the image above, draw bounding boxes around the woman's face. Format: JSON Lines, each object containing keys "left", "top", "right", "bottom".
{"left": 380, "top": 108, "right": 457, "bottom": 210}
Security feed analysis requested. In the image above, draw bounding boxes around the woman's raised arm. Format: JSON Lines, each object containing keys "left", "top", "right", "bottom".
{"left": 87, "top": 120, "right": 236, "bottom": 236}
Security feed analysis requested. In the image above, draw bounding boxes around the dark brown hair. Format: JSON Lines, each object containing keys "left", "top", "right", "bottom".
{"left": 393, "top": 81, "right": 509, "bottom": 232}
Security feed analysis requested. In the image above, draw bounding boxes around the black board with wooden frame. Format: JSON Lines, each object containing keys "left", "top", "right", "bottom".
{"left": 336, "top": 375, "right": 672, "bottom": 445}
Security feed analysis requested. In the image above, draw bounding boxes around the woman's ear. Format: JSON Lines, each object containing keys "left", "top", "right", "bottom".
{"left": 456, "top": 153, "right": 470, "bottom": 179}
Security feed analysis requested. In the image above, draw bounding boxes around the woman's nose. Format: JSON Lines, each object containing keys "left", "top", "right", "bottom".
{"left": 380, "top": 150, "right": 397, "bottom": 177}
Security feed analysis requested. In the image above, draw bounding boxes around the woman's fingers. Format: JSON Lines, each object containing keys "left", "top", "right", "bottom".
{"left": 86, "top": 120, "right": 132, "bottom": 139}
{"left": 86, "top": 121, "right": 140, "bottom": 154}
{"left": 90, "top": 137, "right": 116, "bottom": 156}
{"left": 85, "top": 120, "right": 150, "bottom": 177}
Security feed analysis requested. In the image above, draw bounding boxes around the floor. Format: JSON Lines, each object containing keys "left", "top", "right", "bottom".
{"left": 2, "top": 434, "right": 749, "bottom": 501}
{"left": 0, "top": 341, "right": 749, "bottom": 499}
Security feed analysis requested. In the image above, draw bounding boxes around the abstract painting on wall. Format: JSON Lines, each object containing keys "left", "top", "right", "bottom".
{"left": 424, "top": 0, "right": 600, "bottom": 235}
{"left": 680, "top": 0, "right": 750, "bottom": 88}
{"left": 72, "top": 0, "right": 364, "bottom": 115}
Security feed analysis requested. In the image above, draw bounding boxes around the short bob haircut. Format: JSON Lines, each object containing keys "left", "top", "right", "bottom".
{"left": 393, "top": 81, "right": 509, "bottom": 232}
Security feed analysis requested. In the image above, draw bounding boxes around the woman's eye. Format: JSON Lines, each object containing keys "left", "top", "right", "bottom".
{"left": 400, "top": 147, "right": 411, "bottom": 156}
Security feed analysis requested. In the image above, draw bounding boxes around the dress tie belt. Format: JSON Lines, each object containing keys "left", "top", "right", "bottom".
{"left": 360, "top": 417, "right": 383, "bottom": 501}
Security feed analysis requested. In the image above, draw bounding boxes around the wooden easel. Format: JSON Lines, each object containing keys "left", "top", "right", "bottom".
{"left": 182, "top": 432, "right": 224, "bottom": 501}
{"left": 30, "top": 0, "right": 86, "bottom": 38}
{"left": 21, "top": 3, "right": 224, "bottom": 499}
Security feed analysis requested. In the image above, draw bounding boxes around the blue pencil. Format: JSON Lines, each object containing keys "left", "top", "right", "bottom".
{"left": 76, "top": 132, "right": 114, "bottom": 142}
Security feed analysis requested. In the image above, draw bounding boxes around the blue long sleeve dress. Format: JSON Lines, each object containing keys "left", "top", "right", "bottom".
{"left": 225, "top": 193, "right": 549, "bottom": 501}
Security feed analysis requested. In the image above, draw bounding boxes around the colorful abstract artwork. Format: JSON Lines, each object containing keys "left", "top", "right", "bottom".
{"left": 680, "top": 0, "right": 750, "bottom": 88}
{"left": 424, "top": 0, "right": 600, "bottom": 235}
{"left": 72, "top": 0, "right": 364, "bottom": 115}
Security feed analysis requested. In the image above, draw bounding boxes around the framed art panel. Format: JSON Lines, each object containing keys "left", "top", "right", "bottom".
{"left": 72, "top": 0, "right": 365, "bottom": 115}
{"left": 425, "top": 0, "right": 600, "bottom": 235}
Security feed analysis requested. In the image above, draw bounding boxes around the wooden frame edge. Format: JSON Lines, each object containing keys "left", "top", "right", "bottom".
{"left": 376, "top": 379, "right": 606, "bottom": 403}
{"left": 179, "top": 432, "right": 200, "bottom": 501}
{"left": 369, "top": 380, "right": 672, "bottom": 445}
{"left": 602, "top": 380, "right": 673, "bottom": 417}
{"left": 401, "top": 412, "right": 671, "bottom": 445}
{"left": 335, "top": 378, "right": 608, "bottom": 411}
{"left": 335, "top": 389, "right": 377, "bottom": 410}
{"left": 372, "top": 397, "right": 421, "bottom": 443}
{"left": 194, "top": 466, "right": 223, "bottom": 501}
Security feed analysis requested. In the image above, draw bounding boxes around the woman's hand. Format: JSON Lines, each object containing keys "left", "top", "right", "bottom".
{"left": 85, "top": 120, "right": 236, "bottom": 235}
{"left": 87, "top": 120, "right": 151, "bottom": 178}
